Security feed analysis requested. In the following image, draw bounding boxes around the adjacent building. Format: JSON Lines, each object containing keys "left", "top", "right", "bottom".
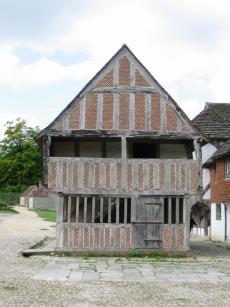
{"left": 192, "top": 103, "right": 230, "bottom": 241}
{"left": 37, "top": 45, "right": 203, "bottom": 252}
{"left": 20, "top": 185, "right": 38, "bottom": 206}
{"left": 20, "top": 184, "right": 56, "bottom": 211}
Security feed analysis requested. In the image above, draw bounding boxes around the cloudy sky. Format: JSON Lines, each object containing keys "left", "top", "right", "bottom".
{"left": 0, "top": 0, "right": 230, "bottom": 139}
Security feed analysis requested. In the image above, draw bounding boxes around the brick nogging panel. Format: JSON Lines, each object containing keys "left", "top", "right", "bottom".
{"left": 49, "top": 158, "right": 198, "bottom": 193}
{"left": 85, "top": 93, "right": 98, "bottom": 129}
{"left": 96, "top": 69, "right": 113, "bottom": 87}
{"left": 69, "top": 103, "right": 80, "bottom": 130}
{"left": 135, "top": 93, "right": 145, "bottom": 130}
{"left": 102, "top": 93, "right": 114, "bottom": 129}
{"left": 210, "top": 160, "right": 230, "bottom": 203}
{"left": 135, "top": 69, "right": 151, "bottom": 87}
{"left": 119, "top": 56, "right": 130, "bottom": 86}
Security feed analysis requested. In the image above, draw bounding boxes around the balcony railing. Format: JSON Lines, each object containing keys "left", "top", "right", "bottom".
{"left": 48, "top": 157, "right": 199, "bottom": 194}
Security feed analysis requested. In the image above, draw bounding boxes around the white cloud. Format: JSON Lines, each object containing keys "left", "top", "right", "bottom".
{"left": 0, "top": 0, "right": 230, "bottom": 118}
{"left": 0, "top": 44, "right": 100, "bottom": 87}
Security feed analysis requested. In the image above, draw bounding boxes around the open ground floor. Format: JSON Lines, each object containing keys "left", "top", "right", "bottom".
{"left": 0, "top": 206, "right": 230, "bottom": 306}
{"left": 55, "top": 193, "right": 198, "bottom": 253}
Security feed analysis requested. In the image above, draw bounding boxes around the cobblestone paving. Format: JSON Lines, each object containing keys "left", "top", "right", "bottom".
{"left": 0, "top": 207, "right": 230, "bottom": 306}
{"left": 33, "top": 257, "right": 230, "bottom": 283}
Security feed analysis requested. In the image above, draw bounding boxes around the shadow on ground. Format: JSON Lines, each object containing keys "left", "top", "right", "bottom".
{"left": 189, "top": 239, "right": 230, "bottom": 257}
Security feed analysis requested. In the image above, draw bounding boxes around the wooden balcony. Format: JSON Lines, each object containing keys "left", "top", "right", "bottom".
{"left": 48, "top": 157, "right": 199, "bottom": 195}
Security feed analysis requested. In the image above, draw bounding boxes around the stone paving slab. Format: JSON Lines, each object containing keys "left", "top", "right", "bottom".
{"left": 32, "top": 258, "right": 230, "bottom": 283}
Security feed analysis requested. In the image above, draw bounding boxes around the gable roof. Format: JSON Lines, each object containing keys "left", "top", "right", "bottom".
{"left": 21, "top": 185, "right": 37, "bottom": 197}
{"left": 33, "top": 186, "right": 48, "bottom": 197}
{"left": 37, "top": 44, "right": 200, "bottom": 141}
{"left": 204, "top": 138, "right": 230, "bottom": 167}
{"left": 192, "top": 103, "right": 230, "bottom": 140}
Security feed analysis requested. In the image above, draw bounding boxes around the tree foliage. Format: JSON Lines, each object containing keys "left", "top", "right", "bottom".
{"left": 0, "top": 118, "right": 43, "bottom": 192}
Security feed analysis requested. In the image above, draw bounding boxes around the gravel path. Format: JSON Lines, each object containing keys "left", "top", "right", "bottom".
{"left": 0, "top": 207, "right": 230, "bottom": 306}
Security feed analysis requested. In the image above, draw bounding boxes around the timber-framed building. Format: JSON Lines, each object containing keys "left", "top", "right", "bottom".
{"left": 37, "top": 45, "right": 203, "bottom": 252}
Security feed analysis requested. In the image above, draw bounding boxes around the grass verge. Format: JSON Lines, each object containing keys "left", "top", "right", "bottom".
{"left": 32, "top": 209, "right": 56, "bottom": 222}
{"left": 0, "top": 208, "right": 19, "bottom": 214}
{"left": 26, "top": 250, "right": 188, "bottom": 259}
{"left": 29, "top": 236, "right": 50, "bottom": 249}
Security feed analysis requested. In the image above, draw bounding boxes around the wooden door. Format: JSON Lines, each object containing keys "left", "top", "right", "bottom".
{"left": 133, "top": 197, "right": 163, "bottom": 249}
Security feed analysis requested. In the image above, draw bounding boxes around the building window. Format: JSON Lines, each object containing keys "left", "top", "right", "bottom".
{"left": 225, "top": 160, "right": 230, "bottom": 178}
{"left": 163, "top": 197, "right": 184, "bottom": 225}
{"left": 63, "top": 196, "right": 131, "bottom": 224}
{"left": 216, "top": 204, "right": 221, "bottom": 220}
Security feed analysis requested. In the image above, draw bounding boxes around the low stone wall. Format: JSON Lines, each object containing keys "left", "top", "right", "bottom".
{"left": 29, "top": 196, "right": 56, "bottom": 211}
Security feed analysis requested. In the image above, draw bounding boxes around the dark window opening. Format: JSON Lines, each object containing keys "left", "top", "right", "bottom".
{"left": 119, "top": 198, "right": 124, "bottom": 223}
{"left": 95, "top": 197, "right": 101, "bottom": 223}
{"left": 171, "top": 198, "right": 176, "bottom": 224}
{"left": 71, "top": 197, "right": 76, "bottom": 222}
{"left": 164, "top": 198, "right": 168, "bottom": 224}
{"left": 87, "top": 198, "right": 92, "bottom": 223}
{"left": 163, "top": 197, "right": 183, "bottom": 225}
{"left": 216, "top": 204, "right": 221, "bottom": 220}
{"left": 111, "top": 198, "right": 117, "bottom": 223}
{"left": 132, "top": 142, "right": 157, "bottom": 158}
{"left": 127, "top": 198, "right": 131, "bottom": 223}
{"left": 179, "top": 198, "right": 184, "bottom": 224}
{"left": 103, "top": 198, "right": 109, "bottom": 223}
{"left": 63, "top": 197, "right": 68, "bottom": 222}
{"left": 78, "top": 198, "right": 84, "bottom": 222}
{"left": 63, "top": 196, "right": 131, "bottom": 224}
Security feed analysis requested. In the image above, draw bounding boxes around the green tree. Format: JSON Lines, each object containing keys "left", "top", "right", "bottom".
{"left": 0, "top": 118, "right": 43, "bottom": 192}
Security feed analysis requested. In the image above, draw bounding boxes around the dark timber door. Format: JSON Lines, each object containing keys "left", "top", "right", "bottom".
{"left": 133, "top": 197, "right": 163, "bottom": 249}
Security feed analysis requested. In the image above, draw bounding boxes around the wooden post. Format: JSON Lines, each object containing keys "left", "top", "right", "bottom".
{"left": 108, "top": 197, "right": 111, "bottom": 224}
{"left": 193, "top": 138, "right": 203, "bottom": 191}
{"left": 84, "top": 197, "right": 87, "bottom": 223}
{"left": 121, "top": 136, "right": 127, "bottom": 160}
{"left": 124, "top": 198, "right": 127, "bottom": 224}
{"left": 168, "top": 197, "right": 172, "bottom": 225}
{"left": 92, "top": 197, "right": 95, "bottom": 223}
{"left": 76, "top": 197, "right": 79, "bottom": 223}
{"left": 116, "top": 198, "right": 119, "bottom": 224}
{"left": 100, "top": 197, "right": 103, "bottom": 223}
{"left": 176, "top": 198, "right": 179, "bottom": 224}
{"left": 43, "top": 135, "right": 51, "bottom": 187}
{"left": 121, "top": 136, "right": 127, "bottom": 190}
{"left": 67, "top": 196, "right": 71, "bottom": 223}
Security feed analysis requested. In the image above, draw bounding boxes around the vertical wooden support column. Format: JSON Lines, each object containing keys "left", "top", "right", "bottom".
{"left": 121, "top": 136, "right": 127, "bottom": 190}
{"left": 193, "top": 138, "right": 203, "bottom": 192}
{"left": 100, "top": 197, "right": 104, "bottom": 223}
{"left": 176, "top": 198, "right": 179, "bottom": 224}
{"left": 43, "top": 135, "right": 51, "bottom": 187}
{"left": 168, "top": 197, "right": 172, "bottom": 225}
{"left": 84, "top": 197, "right": 87, "bottom": 223}
{"left": 67, "top": 196, "right": 71, "bottom": 223}
{"left": 124, "top": 198, "right": 127, "bottom": 224}
{"left": 116, "top": 198, "right": 119, "bottom": 224}
{"left": 108, "top": 197, "right": 111, "bottom": 224}
{"left": 56, "top": 195, "right": 64, "bottom": 249}
{"left": 76, "top": 197, "right": 79, "bottom": 223}
{"left": 92, "top": 197, "right": 95, "bottom": 223}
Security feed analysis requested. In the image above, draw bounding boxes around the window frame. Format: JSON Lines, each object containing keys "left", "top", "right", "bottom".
{"left": 225, "top": 159, "right": 230, "bottom": 179}
{"left": 216, "top": 203, "right": 221, "bottom": 221}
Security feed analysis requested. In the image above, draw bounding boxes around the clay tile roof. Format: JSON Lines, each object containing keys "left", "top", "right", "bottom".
{"left": 192, "top": 103, "right": 230, "bottom": 140}
{"left": 33, "top": 186, "right": 48, "bottom": 197}
{"left": 21, "top": 185, "right": 37, "bottom": 197}
{"left": 211, "top": 138, "right": 230, "bottom": 160}
{"left": 203, "top": 138, "right": 230, "bottom": 167}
